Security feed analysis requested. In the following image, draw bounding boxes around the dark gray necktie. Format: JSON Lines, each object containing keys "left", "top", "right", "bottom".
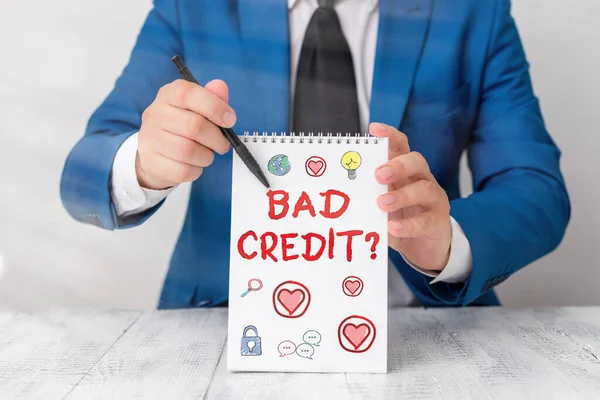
{"left": 293, "top": 0, "right": 361, "bottom": 135}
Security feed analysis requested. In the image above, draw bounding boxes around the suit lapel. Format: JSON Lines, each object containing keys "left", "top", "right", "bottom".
{"left": 236, "top": 0, "right": 291, "bottom": 133}
{"left": 370, "top": 0, "right": 433, "bottom": 129}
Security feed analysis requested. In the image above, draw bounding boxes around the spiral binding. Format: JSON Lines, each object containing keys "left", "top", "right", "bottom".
{"left": 241, "top": 132, "right": 380, "bottom": 144}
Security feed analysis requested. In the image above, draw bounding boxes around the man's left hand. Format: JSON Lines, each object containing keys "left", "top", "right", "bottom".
{"left": 370, "top": 122, "right": 452, "bottom": 272}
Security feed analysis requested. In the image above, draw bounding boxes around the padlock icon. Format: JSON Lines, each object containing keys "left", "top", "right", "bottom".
{"left": 241, "top": 325, "right": 262, "bottom": 356}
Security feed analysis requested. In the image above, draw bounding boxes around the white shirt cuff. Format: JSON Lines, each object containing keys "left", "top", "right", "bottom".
{"left": 401, "top": 216, "right": 473, "bottom": 284}
{"left": 110, "top": 132, "right": 175, "bottom": 218}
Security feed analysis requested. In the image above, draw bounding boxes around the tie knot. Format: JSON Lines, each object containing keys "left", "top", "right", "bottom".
{"left": 318, "top": 0, "right": 336, "bottom": 8}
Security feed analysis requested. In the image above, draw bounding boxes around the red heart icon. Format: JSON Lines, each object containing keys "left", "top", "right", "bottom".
{"left": 307, "top": 160, "right": 324, "bottom": 175}
{"left": 342, "top": 323, "right": 371, "bottom": 350}
{"left": 277, "top": 289, "right": 305, "bottom": 315}
{"left": 344, "top": 280, "right": 361, "bottom": 294}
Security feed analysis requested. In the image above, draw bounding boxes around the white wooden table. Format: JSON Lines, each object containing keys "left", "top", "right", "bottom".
{"left": 1, "top": 307, "right": 599, "bottom": 399}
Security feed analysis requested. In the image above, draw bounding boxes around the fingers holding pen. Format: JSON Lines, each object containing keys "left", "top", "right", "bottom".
{"left": 163, "top": 79, "right": 237, "bottom": 128}
{"left": 137, "top": 78, "right": 236, "bottom": 190}
{"left": 154, "top": 105, "right": 231, "bottom": 155}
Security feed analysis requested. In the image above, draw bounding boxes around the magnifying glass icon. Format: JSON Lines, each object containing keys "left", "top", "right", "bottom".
{"left": 241, "top": 278, "right": 263, "bottom": 298}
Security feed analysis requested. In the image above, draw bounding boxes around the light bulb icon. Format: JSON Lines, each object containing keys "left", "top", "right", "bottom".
{"left": 341, "top": 151, "right": 362, "bottom": 180}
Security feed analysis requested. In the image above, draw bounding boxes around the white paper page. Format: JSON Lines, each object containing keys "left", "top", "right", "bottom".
{"left": 227, "top": 134, "right": 388, "bottom": 373}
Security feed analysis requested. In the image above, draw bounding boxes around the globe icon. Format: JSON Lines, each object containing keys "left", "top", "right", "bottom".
{"left": 267, "top": 154, "right": 291, "bottom": 176}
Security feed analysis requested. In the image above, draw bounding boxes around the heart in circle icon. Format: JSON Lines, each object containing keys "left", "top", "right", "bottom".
{"left": 338, "top": 315, "right": 376, "bottom": 353}
{"left": 273, "top": 281, "right": 311, "bottom": 318}
{"left": 305, "top": 156, "right": 327, "bottom": 177}
{"left": 342, "top": 276, "right": 364, "bottom": 297}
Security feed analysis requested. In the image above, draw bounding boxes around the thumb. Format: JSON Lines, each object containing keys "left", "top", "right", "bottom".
{"left": 204, "top": 79, "right": 229, "bottom": 103}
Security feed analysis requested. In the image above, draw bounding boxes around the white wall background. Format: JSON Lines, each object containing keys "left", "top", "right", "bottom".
{"left": 0, "top": 0, "right": 598, "bottom": 311}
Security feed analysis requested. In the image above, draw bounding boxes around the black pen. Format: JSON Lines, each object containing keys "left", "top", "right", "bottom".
{"left": 171, "top": 55, "right": 270, "bottom": 189}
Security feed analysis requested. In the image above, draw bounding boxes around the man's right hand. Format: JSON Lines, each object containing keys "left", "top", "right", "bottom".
{"left": 136, "top": 79, "right": 235, "bottom": 190}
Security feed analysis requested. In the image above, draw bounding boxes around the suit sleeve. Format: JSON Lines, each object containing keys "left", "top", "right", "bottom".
{"left": 60, "top": 0, "right": 182, "bottom": 230}
{"left": 420, "top": 0, "right": 570, "bottom": 305}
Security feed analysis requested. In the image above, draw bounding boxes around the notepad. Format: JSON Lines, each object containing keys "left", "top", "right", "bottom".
{"left": 227, "top": 133, "right": 388, "bottom": 373}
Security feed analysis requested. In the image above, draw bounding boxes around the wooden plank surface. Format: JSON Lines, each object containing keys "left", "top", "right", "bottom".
{"left": 345, "top": 307, "right": 600, "bottom": 400}
{"left": 205, "top": 346, "right": 352, "bottom": 399}
{"left": 65, "top": 308, "right": 227, "bottom": 400}
{"left": 1, "top": 308, "right": 600, "bottom": 399}
{"left": 206, "top": 307, "right": 600, "bottom": 400}
{"left": 0, "top": 309, "right": 140, "bottom": 400}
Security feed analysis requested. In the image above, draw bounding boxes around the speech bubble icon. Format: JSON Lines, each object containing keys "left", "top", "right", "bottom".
{"left": 302, "top": 330, "right": 322, "bottom": 347}
{"left": 277, "top": 340, "right": 296, "bottom": 357}
{"left": 296, "top": 343, "right": 315, "bottom": 360}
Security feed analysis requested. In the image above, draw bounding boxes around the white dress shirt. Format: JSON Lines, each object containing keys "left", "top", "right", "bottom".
{"left": 110, "top": 0, "right": 473, "bottom": 307}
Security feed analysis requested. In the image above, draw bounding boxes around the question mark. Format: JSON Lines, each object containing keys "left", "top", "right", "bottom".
{"left": 365, "top": 232, "right": 380, "bottom": 260}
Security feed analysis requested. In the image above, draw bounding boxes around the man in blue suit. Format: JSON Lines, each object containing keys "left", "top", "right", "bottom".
{"left": 60, "top": 0, "right": 570, "bottom": 309}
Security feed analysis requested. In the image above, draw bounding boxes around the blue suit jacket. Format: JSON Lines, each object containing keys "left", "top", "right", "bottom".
{"left": 60, "top": 0, "right": 570, "bottom": 309}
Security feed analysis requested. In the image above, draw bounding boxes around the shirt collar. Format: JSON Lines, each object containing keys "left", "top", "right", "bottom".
{"left": 288, "top": 0, "right": 379, "bottom": 12}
